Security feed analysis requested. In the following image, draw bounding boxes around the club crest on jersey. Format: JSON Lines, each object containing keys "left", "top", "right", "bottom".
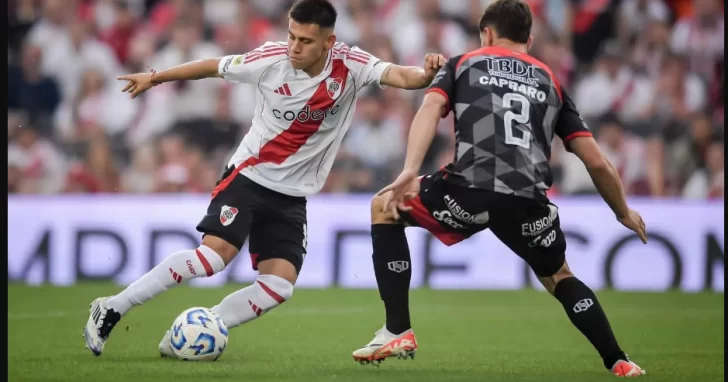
{"left": 325, "top": 77, "right": 343, "bottom": 100}
{"left": 220, "top": 205, "right": 239, "bottom": 226}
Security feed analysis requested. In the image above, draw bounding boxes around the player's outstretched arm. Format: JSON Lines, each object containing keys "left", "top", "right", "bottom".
{"left": 379, "top": 54, "right": 447, "bottom": 89}
{"left": 556, "top": 88, "right": 647, "bottom": 243}
{"left": 401, "top": 92, "right": 447, "bottom": 173}
{"left": 569, "top": 137, "right": 648, "bottom": 243}
{"left": 117, "top": 58, "right": 223, "bottom": 99}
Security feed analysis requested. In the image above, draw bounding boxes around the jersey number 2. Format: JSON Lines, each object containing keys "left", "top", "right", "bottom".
{"left": 503, "top": 93, "right": 531, "bottom": 149}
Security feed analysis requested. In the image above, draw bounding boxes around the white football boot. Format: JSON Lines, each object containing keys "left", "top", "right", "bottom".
{"left": 82, "top": 297, "right": 121, "bottom": 356}
{"left": 352, "top": 326, "right": 418, "bottom": 365}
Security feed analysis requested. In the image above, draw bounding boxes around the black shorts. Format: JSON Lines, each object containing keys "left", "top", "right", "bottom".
{"left": 196, "top": 166, "right": 307, "bottom": 273}
{"left": 399, "top": 171, "right": 566, "bottom": 278}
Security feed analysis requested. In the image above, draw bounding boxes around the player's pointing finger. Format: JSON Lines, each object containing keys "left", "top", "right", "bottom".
{"left": 638, "top": 229, "right": 648, "bottom": 244}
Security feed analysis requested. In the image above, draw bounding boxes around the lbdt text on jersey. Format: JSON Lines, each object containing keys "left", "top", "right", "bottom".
{"left": 479, "top": 57, "right": 547, "bottom": 102}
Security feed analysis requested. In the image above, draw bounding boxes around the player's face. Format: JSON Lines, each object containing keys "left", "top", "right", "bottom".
{"left": 287, "top": 20, "right": 335, "bottom": 70}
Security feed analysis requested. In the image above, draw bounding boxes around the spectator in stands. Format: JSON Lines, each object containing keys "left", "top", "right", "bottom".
{"left": 64, "top": 136, "right": 121, "bottom": 193}
{"left": 574, "top": 41, "right": 655, "bottom": 126}
{"left": 8, "top": 119, "right": 66, "bottom": 194}
{"left": 8, "top": 43, "right": 61, "bottom": 132}
{"left": 682, "top": 134, "right": 724, "bottom": 199}
{"left": 643, "top": 52, "right": 707, "bottom": 127}
{"left": 670, "top": 0, "right": 724, "bottom": 83}
{"left": 42, "top": 17, "right": 121, "bottom": 101}
{"left": 156, "top": 163, "right": 190, "bottom": 193}
{"left": 26, "top": 0, "right": 74, "bottom": 59}
{"left": 54, "top": 67, "right": 138, "bottom": 147}
{"left": 631, "top": 18, "right": 672, "bottom": 80}
{"left": 100, "top": 0, "right": 139, "bottom": 67}
{"left": 8, "top": 144, "right": 29, "bottom": 194}
{"left": 148, "top": 18, "right": 223, "bottom": 124}
{"left": 121, "top": 143, "right": 158, "bottom": 193}
{"left": 666, "top": 113, "right": 720, "bottom": 193}
{"left": 618, "top": 0, "right": 670, "bottom": 49}
{"left": 568, "top": 0, "right": 620, "bottom": 65}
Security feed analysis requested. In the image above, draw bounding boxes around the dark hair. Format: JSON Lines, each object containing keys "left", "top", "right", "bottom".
{"left": 598, "top": 112, "right": 623, "bottom": 128}
{"left": 478, "top": 0, "right": 532, "bottom": 44}
{"left": 289, "top": 0, "right": 337, "bottom": 29}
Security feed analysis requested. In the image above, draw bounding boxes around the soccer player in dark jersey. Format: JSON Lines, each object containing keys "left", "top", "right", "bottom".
{"left": 352, "top": 0, "right": 647, "bottom": 377}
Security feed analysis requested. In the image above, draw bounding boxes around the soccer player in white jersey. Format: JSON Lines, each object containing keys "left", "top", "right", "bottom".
{"left": 82, "top": 0, "right": 446, "bottom": 357}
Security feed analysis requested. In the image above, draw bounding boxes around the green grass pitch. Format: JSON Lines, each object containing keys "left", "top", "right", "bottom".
{"left": 8, "top": 283, "right": 724, "bottom": 382}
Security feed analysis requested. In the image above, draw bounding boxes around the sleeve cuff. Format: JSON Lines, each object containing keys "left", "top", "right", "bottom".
{"left": 425, "top": 88, "right": 451, "bottom": 118}
{"left": 374, "top": 62, "right": 393, "bottom": 88}
{"left": 218, "top": 56, "right": 235, "bottom": 77}
{"left": 563, "top": 131, "right": 593, "bottom": 142}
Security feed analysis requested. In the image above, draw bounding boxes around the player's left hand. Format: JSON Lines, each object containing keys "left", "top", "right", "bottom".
{"left": 377, "top": 169, "right": 420, "bottom": 220}
{"left": 423, "top": 53, "right": 447, "bottom": 82}
{"left": 117, "top": 72, "right": 157, "bottom": 99}
{"left": 617, "top": 209, "right": 648, "bottom": 244}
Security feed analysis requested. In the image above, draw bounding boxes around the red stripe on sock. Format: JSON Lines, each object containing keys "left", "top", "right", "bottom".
{"left": 195, "top": 249, "right": 215, "bottom": 276}
{"left": 257, "top": 281, "right": 286, "bottom": 303}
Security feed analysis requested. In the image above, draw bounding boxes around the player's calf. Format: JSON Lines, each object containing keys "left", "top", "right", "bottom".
{"left": 210, "top": 266, "right": 295, "bottom": 329}
{"left": 369, "top": 193, "right": 414, "bottom": 335}
{"left": 104, "top": 245, "right": 227, "bottom": 316}
{"left": 538, "top": 263, "right": 640, "bottom": 373}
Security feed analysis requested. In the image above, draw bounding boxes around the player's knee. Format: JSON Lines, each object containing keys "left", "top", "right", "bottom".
{"left": 256, "top": 274, "right": 294, "bottom": 306}
{"left": 201, "top": 235, "right": 240, "bottom": 265}
{"left": 371, "top": 193, "right": 398, "bottom": 224}
{"left": 538, "top": 262, "right": 575, "bottom": 295}
{"left": 257, "top": 258, "right": 298, "bottom": 285}
{"left": 193, "top": 245, "right": 227, "bottom": 276}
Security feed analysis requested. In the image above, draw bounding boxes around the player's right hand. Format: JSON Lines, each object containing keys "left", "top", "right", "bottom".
{"left": 617, "top": 209, "right": 647, "bottom": 244}
{"left": 377, "top": 169, "right": 420, "bottom": 220}
{"left": 117, "top": 72, "right": 157, "bottom": 99}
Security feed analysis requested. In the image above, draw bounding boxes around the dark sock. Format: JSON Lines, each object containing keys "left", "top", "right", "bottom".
{"left": 371, "top": 224, "right": 412, "bottom": 335}
{"left": 553, "top": 277, "right": 627, "bottom": 369}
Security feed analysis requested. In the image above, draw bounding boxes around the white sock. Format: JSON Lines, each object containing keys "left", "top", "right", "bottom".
{"left": 106, "top": 245, "right": 225, "bottom": 315}
{"left": 211, "top": 274, "right": 294, "bottom": 329}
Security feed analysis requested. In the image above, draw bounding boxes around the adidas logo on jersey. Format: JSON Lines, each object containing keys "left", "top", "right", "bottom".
{"left": 274, "top": 83, "right": 292, "bottom": 96}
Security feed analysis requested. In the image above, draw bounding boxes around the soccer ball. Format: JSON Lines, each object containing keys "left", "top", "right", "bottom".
{"left": 169, "top": 307, "right": 229, "bottom": 361}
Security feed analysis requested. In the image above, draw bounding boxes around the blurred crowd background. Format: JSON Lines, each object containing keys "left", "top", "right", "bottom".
{"left": 7, "top": 0, "right": 724, "bottom": 199}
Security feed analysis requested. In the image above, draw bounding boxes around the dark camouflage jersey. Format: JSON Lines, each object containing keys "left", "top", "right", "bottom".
{"left": 426, "top": 46, "right": 592, "bottom": 200}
